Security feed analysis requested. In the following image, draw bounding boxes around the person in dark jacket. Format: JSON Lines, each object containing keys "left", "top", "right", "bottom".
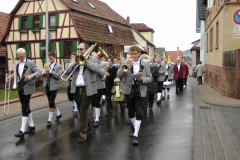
{"left": 105, "top": 58, "right": 118, "bottom": 116}
{"left": 143, "top": 58, "right": 160, "bottom": 117}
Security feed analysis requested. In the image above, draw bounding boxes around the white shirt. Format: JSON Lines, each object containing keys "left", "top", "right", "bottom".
{"left": 177, "top": 63, "right": 181, "bottom": 72}
{"left": 76, "top": 66, "right": 85, "bottom": 86}
{"left": 133, "top": 60, "right": 140, "bottom": 74}
{"left": 49, "top": 61, "right": 56, "bottom": 73}
{"left": 18, "top": 58, "right": 26, "bottom": 81}
{"left": 165, "top": 64, "right": 169, "bottom": 75}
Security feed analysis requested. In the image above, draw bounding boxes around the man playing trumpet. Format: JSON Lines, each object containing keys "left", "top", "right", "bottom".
{"left": 11, "top": 48, "right": 41, "bottom": 139}
{"left": 117, "top": 45, "right": 152, "bottom": 145}
{"left": 43, "top": 52, "right": 63, "bottom": 127}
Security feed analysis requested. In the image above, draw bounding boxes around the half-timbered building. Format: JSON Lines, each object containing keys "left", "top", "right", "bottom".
{"left": 1, "top": 0, "right": 135, "bottom": 72}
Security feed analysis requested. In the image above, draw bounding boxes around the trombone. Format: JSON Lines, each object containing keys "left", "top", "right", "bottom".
{"left": 4, "top": 58, "right": 17, "bottom": 116}
{"left": 61, "top": 43, "right": 97, "bottom": 81}
{"left": 98, "top": 47, "right": 108, "bottom": 57}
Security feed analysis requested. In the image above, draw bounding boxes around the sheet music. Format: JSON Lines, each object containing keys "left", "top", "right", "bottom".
{"left": 131, "top": 72, "right": 142, "bottom": 79}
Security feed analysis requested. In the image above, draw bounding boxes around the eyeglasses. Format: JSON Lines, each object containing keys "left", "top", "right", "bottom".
{"left": 129, "top": 53, "right": 139, "bottom": 56}
{"left": 77, "top": 48, "right": 84, "bottom": 51}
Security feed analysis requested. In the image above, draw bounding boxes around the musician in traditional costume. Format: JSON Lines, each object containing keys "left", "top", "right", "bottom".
{"left": 162, "top": 58, "right": 174, "bottom": 100}
{"left": 12, "top": 48, "right": 41, "bottom": 138}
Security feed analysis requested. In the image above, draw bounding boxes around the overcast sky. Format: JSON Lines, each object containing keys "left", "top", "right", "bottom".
{"left": 0, "top": 0, "right": 200, "bottom": 51}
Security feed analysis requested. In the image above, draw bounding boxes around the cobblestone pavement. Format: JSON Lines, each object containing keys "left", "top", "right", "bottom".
{"left": 190, "top": 78, "right": 240, "bottom": 160}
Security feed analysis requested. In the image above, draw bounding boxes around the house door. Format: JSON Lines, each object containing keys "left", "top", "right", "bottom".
{"left": 196, "top": 51, "right": 200, "bottom": 64}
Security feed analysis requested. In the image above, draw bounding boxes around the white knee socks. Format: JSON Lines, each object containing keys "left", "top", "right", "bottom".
{"left": 72, "top": 100, "right": 78, "bottom": 112}
{"left": 54, "top": 107, "right": 61, "bottom": 116}
{"left": 162, "top": 90, "right": 165, "bottom": 97}
{"left": 130, "top": 117, "right": 136, "bottom": 127}
{"left": 157, "top": 93, "right": 162, "bottom": 101}
{"left": 133, "top": 120, "right": 141, "bottom": 137}
{"left": 48, "top": 112, "right": 54, "bottom": 122}
{"left": 95, "top": 108, "right": 100, "bottom": 122}
{"left": 28, "top": 113, "right": 34, "bottom": 127}
{"left": 20, "top": 117, "right": 28, "bottom": 133}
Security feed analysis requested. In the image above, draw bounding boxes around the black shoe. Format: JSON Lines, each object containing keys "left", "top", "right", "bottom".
{"left": 24, "top": 126, "right": 35, "bottom": 134}
{"left": 127, "top": 120, "right": 132, "bottom": 125}
{"left": 73, "top": 111, "right": 78, "bottom": 117}
{"left": 47, "top": 121, "right": 52, "bottom": 127}
{"left": 176, "top": 92, "right": 179, "bottom": 95}
{"left": 55, "top": 114, "right": 62, "bottom": 122}
{"left": 94, "top": 121, "right": 99, "bottom": 127}
{"left": 167, "top": 95, "right": 170, "bottom": 99}
{"left": 157, "top": 100, "right": 161, "bottom": 106}
{"left": 143, "top": 112, "right": 147, "bottom": 118}
{"left": 113, "top": 115, "right": 117, "bottom": 118}
{"left": 132, "top": 136, "right": 139, "bottom": 145}
{"left": 162, "top": 97, "right": 165, "bottom": 100}
{"left": 15, "top": 130, "right": 24, "bottom": 139}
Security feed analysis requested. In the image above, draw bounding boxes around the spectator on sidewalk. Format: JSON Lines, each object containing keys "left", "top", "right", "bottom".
{"left": 181, "top": 59, "right": 189, "bottom": 87}
{"left": 195, "top": 61, "right": 205, "bottom": 85}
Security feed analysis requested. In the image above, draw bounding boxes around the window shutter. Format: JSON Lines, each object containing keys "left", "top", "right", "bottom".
{"left": 123, "top": 52, "right": 126, "bottom": 58}
{"left": 16, "top": 44, "right": 20, "bottom": 58}
{"left": 27, "top": 17, "right": 33, "bottom": 29}
{"left": 39, "top": 16, "right": 43, "bottom": 28}
{"left": 60, "top": 42, "right": 64, "bottom": 57}
{"left": 55, "top": 14, "right": 59, "bottom": 27}
{"left": 26, "top": 44, "right": 30, "bottom": 58}
{"left": 72, "top": 41, "right": 77, "bottom": 52}
{"left": 18, "top": 18, "right": 21, "bottom": 30}
{"left": 50, "top": 42, "right": 55, "bottom": 52}
{"left": 40, "top": 43, "right": 43, "bottom": 58}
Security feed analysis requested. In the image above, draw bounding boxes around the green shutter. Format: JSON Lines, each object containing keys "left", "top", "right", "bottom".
{"left": 18, "top": 18, "right": 21, "bottom": 30}
{"left": 55, "top": 14, "right": 59, "bottom": 27}
{"left": 123, "top": 52, "right": 126, "bottom": 58}
{"left": 72, "top": 41, "right": 77, "bottom": 52}
{"left": 26, "top": 44, "right": 30, "bottom": 58}
{"left": 40, "top": 43, "right": 43, "bottom": 58}
{"left": 60, "top": 42, "right": 64, "bottom": 57}
{"left": 27, "top": 17, "right": 33, "bottom": 29}
{"left": 50, "top": 42, "right": 55, "bottom": 52}
{"left": 39, "top": 16, "right": 43, "bottom": 28}
{"left": 16, "top": 44, "right": 20, "bottom": 58}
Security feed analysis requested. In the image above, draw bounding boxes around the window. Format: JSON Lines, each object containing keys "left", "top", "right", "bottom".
{"left": 49, "top": 15, "right": 56, "bottom": 27}
{"left": 210, "top": 27, "right": 213, "bottom": 51}
{"left": 59, "top": 41, "right": 78, "bottom": 58}
{"left": 208, "top": 0, "right": 213, "bottom": 8}
{"left": 107, "top": 25, "right": 113, "bottom": 34}
{"left": 18, "top": 43, "right": 30, "bottom": 58}
{"left": 216, "top": 21, "right": 219, "bottom": 49}
{"left": 72, "top": 0, "right": 78, "bottom": 3}
{"left": 21, "top": 17, "right": 28, "bottom": 29}
{"left": 33, "top": 16, "right": 40, "bottom": 28}
{"left": 87, "top": 2, "right": 95, "bottom": 9}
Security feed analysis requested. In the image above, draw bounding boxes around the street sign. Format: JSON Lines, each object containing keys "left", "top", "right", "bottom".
{"left": 44, "top": 33, "right": 53, "bottom": 40}
{"left": 233, "top": 34, "right": 240, "bottom": 39}
{"left": 40, "top": 47, "right": 46, "bottom": 50}
{"left": 233, "top": 9, "right": 240, "bottom": 25}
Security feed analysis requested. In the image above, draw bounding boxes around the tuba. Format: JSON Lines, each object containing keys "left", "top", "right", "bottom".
{"left": 61, "top": 43, "right": 97, "bottom": 81}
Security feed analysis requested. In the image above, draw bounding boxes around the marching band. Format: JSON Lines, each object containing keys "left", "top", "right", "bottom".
{"left": 6, "top": 44, "right": 188, "bottom": 145}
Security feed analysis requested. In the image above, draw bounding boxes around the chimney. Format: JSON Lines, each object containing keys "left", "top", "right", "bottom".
{"left": 127, "top": 16, "right": 130, "bottom": 23}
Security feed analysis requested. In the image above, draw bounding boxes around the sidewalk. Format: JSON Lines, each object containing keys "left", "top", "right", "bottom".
{"left": 190, "top": 77, "right": 240, "bottom": 107}
{"left": 0, "top": 90, "right": 68, "bottom": 121}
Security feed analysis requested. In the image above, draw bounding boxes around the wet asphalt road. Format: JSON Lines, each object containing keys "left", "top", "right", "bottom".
{"left": 0, "top": 83, "right": 194, "bottom": 160}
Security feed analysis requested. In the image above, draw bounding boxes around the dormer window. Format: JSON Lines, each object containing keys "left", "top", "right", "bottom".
{"left": 87, "top": 2, "right": 95, "bottom": 9}
{"left": 72, "top": 0, "right": 78, "bottom": 3}
{"left": 107, "top": 25, "right": 113, "bottom": 34}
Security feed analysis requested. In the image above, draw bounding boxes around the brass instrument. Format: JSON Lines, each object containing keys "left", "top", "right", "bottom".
{"left": 122, "top": 55, "right": 134, "bottom": 72}
{"left": 42, "top": 63, "right": 51, "bottom": 76}
{"left": 61, "top": 43, "right": 97, "bottom": 81}
{"left": 98, "top": 47, "right": 108, "bottom": 57}
{"left": 4, "top": 58, "right": 17, "bottom": 115}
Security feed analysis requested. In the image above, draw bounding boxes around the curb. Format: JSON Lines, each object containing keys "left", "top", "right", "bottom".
{"left": 0, "top": 92, "right": 45, "bottom": 106}
{"left": 189, "top": 78, "right": 240, "bottom": 108}
{"left": 0, "top": 99, "right": 69, "bottom": 122}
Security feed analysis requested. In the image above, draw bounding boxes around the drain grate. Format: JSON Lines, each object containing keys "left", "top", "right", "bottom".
{"left": 18, "top": 153, "right": 28, "bottom": 157}
{"left": 200, "top": 106, "right": 210, "bottom": 109}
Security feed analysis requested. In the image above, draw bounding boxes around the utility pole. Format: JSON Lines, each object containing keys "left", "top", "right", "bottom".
{"left": 45, "top": 0, "right": 49, "bottom": 64}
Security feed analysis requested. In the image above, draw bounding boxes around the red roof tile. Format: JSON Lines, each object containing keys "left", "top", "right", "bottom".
{"left": 0, "top": 12, "right": 9, "bottom": 56}
{"left": 61, "top": 0, "right": 130, "bottom": 25}
{"left": 166, "top": 51, "right": 182, "bottom": 63}
{"left": 131, "top": 23, "right": 154, "bottom": 32}
{"left": 72, "top": 13, "right": 135, "bottom": 45}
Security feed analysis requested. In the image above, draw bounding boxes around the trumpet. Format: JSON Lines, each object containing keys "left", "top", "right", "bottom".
{"left": 122, "top": 55, "right": 134, "bottom": 72}
{"left": 61, "top": 43, "right": 97, "bottom": 81}
{"left": 42, "top": 63, "right": 51, "bottom": 76}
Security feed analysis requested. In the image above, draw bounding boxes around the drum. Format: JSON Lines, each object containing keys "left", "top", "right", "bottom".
{"left": 163, "top": 81, "right": 172, "bottom": 88}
